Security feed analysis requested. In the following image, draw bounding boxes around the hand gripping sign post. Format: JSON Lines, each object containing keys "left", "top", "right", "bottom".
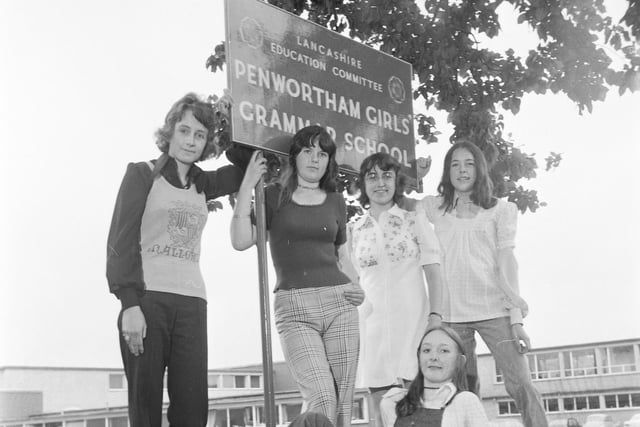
{"left": 225, "top": 0, "right": 415, "bottom": 425}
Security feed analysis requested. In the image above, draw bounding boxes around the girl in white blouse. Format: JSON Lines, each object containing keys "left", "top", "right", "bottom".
{"left": 417, "top": 141, "right": 547, "bottom": 427}
{"left": 346, "top": 153, "right": 444, "bottom": 427}
{"left": 380, "top": 326, "right": 489, "bottom": 427}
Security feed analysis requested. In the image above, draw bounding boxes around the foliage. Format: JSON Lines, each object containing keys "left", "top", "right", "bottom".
{"left": 207, "top": 0, "right": 639, "bottom": 213}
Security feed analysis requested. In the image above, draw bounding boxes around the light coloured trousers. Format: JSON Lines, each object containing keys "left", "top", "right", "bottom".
{"left": 275, "top": 284, "right": 360, "bottom": 427}
{"left": 446, "top": 317, "right": 548, "bottom": 427}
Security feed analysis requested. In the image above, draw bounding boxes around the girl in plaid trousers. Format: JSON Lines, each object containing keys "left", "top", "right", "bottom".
{"left": 231, "top": 126, "right": 365, "bottom": 427}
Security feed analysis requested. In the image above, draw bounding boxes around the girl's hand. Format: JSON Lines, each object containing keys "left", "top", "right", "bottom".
{"left": 344, "top": 283, "right": 365, "bottom": 306}
{"left": 121, "top": 306, "right": 147, "bottom": 356}
{"left": 511, "top": 323, "right": 531, "bottom": 354}
{"left": 242, "top": 151, "right": 268, "bottom": 188}
{"left": 416, "top": 156, "right": 431, "bottom": 179}
{"left": 426, "top": 313, "right": 442, "bottom": 331}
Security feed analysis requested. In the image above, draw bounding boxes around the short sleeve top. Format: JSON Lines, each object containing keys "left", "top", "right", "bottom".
{"left": 418, "top": 196, "right": 518, "bottom": 322}
{"left": 265, "top": 185, "right": 350, "bottom": 290}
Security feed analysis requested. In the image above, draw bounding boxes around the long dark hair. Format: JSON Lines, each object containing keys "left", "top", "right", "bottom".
{"left": 357, "top": 152, "right": 406, "bottom": 208}
{"left": 277, "top": 125, "right": 338, "bottom": 206}
{"left": 396, "top": 326, "right": 469, "bottom": 418}
{"left": 437, "top": 141, "right": 497, "bottom": 212}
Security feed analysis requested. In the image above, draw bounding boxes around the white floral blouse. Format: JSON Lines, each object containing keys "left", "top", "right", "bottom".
{"left": 348, "top": 205, "right": 440, "bottom": 387}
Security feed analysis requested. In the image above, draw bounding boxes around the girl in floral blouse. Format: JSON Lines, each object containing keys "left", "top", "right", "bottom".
{"left": 347, "top": 153, "right": 444, "bottom": 427}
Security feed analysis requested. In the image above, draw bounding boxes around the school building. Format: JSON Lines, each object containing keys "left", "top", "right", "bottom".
{"left": 1, "top": 338, "right": 638, "bottom": 427}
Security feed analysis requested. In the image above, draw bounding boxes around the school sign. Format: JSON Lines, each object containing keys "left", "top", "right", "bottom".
{"left": 225, "top": 0, "right": 416, "bottom": 182}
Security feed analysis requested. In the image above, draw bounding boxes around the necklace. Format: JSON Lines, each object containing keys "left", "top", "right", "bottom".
{"left": 423, "top": 386, "right": 440, "bottom": 390}
{"left": 298, "top": 183, "right": 320, "bottom": 190}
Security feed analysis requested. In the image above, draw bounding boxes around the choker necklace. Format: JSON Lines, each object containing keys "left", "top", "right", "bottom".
{"left": 423, "top": 386, "right": 440, "bottom": 390}
{"left": 298, "top": 183, "right": 320, "bottom": 190}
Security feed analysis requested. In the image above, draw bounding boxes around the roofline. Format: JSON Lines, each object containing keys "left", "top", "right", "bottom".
{"left": 478, "top": 337, "right": 640, "bottom": 356}
{"left": 4, "top": 338, "right": 637, "bottom": 370}
{"left": 0, "top": 361, "right": 289, "bottom": 373}
{"left": 0, "top": 366, "right": 124, "bottom": 372}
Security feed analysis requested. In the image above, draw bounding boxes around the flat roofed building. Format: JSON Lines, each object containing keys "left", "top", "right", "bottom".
{"left": 477, "top": 337, "right": 640, "bottom": 426}
{"left": 1, "top": 337, "right": 638, "bottom": 427}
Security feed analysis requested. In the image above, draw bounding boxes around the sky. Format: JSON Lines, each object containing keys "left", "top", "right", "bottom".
{"left": 0, "top": 0, "right": 638, "bottom": 371}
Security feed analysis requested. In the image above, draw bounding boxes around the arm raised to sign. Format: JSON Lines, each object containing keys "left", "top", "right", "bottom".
{"left": 230, "top": 151, "right": 267, "bottom": 251}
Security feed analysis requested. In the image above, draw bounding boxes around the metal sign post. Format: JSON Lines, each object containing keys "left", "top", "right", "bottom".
{"left": 254, "top": 173, "right": 277, "bottom": 427}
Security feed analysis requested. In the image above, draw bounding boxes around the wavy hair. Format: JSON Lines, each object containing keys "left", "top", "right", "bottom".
{"left": 357, "top": 152, "right": 406, "bottom": 208}
{"left": 437, "top": 140, "right": 497, "bottom": 212}
{"left": 277, "top": 125, "right": 338, "bottom": 206}
{"left": 396, "top": 326, "right": 469, "bottom": 418}
{"left": 154, "top": 92, "right": 224, "bottom": 162}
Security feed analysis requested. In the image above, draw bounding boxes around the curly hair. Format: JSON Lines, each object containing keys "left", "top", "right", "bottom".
{"left": 357, "top": 152, "right": 406, "bottom": 208}
{"left": 396, "top": 326, "right": 469, "bottom": 418}
{"left": 437, "top": 140, "right": 497, "bottom": 212}
{"left": 277, "top": 125, "right": 338, "bottom": 206}
{"left": 154, "top": 92, "right": 227, "bottom": 162}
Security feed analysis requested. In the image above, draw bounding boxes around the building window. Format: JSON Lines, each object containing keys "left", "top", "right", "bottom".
{"left": 255, "top": 406, "right": 265, "bottom": 425}
{"left": 235, "top": 375, "right": 246, "bottom": 388}
{"left": 527, "top": 352, "right": 561, "bottom": 380}
{"left": 619, "top": 394, "right": 631, "bottom": 408}
{"left": 223, "top": 375, "right": 235, "bottom": 388}
{"left": 535, "top": 352, "right": 562, "bottom": 379}
{"left": 351, "top": 397, "right": 366, "bottom": 421}
{"left": 564, "top": 397, "right": 575, "bottom": 411}
{"left": 603, "top": 345, "right": 636, "bottom": 373}
{"left": 605, "top": 394, "right": 617, "bottom": 409}
{"left": 212, "top": 409, "right": 228, "bottom": 427}
{"left": 44, "top": 423, "right": 62, "bottom": 427}
{"left": 498, "top": 400, "right": 520, "bottom": 415}
{"left": 544, "top": 398, "right": 559, "bottom": 412}
{"left": 108, "top": 373, "right": 125, "bottom": 390}
{"left": 563, "top": 395, "right": 600, "bottom": 411}
{"left": 209, "top": 374, "right": 220, "bottom": 388}
{"left": 87, "top": 419, "right": 106, "bottom": 427}
{"left": 495, "top": 364, "right": 504, "bottom": 383}
{"left": 564, "top": 349, "right": 597, "bottom": 377}
{"left": 604, "top": 393, "right": 640, "bottom": 409}
{"left": 108, "top": 417, "right": 128, "bottom": 427}
{"left": 229, "top": 407, "right": 253, "bottom": 426}
{"left": 251, "top": 375, "right": 261, "bottom": 388}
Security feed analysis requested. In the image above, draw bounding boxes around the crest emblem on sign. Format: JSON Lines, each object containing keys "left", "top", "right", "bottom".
{"left": 239, "top": 17, "right": 263, "bottom": 49}
{"left": 388, "top": 76, "right": 406, "bottom": 104}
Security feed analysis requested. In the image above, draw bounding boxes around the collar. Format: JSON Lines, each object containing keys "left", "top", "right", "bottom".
{"left": 353, "top": 204, "right": 405, "bottom": 232}
{"left": 421, "top": 383, "right": 457, "bottom": 409}
{"left": 157, "top": 156, "right": 205, "bottom": 193}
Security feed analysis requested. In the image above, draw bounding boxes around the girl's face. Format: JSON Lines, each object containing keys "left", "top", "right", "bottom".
{"left": 364, "top": 165, "right": 396, "bottom": 209}
{"left": 168, "top": 110, "right": 208, "bottom": 166}
{"left": 295, "top": 140, "right": 329, "bottom": 184}
{"left": 419, "top": 330, "right": 461, "bottom": 387}
{"left": 449, "top": 148, "right": 476, "bottom": 195}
